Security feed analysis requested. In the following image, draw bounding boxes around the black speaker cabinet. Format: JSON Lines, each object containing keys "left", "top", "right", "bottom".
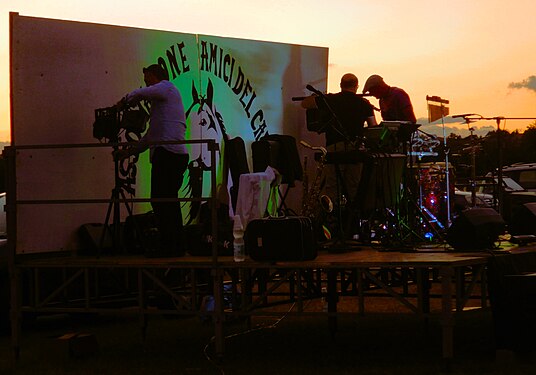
{"left": 78, "top": 223, "right": 114, "bottom": 255}
{"left": 509, "top": 202, "right": 536, "bottom": 235}
{"left": 447, "top": 208, "right": 505, "bottom": 250}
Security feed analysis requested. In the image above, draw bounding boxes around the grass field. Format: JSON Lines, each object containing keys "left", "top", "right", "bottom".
{"left": 1, "top": 293, "right": 535, "bottom": 375}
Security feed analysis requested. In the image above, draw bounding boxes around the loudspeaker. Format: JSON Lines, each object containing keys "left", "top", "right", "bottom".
{"left": 447, "top": 208, "right": 505, "bottom": 250}
{"left": 509, "top": 202, "right": 536, "bottom": 235}
{"left": 78, "top": 223, "right": 114, "bottom": 255}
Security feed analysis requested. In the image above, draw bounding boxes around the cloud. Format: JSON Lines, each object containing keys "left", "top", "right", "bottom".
{"left": 508, "top": 75, "right": 536, "bottom": 93}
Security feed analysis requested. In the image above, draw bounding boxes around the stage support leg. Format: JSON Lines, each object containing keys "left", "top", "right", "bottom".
{"left": 480, "top": 266, "right": 488, "bottom": 308}
{"left": 327, "top": 270, "right": 338, "bottom": 337}
{"left": 138, "top": 269, "right": 148, "bottom": 344}
{"left": 296, "top": 270, "right": 303, "bottom": 312}
{"left": 10, "top": 266, "right": 21, "bottom": 360}
{"left": 417, "top": 268, "right": 431, "bottom": 332}
{"left": 240, "top": 268, "right": 253, "bottom": 329}
{"left": 440, "top": 266, "right": 455, "bottom": 371}
{"left": 357, "top": 268, "right": 365, "bottom": 316}
{"left": 212, "top": 268, "right": 225, "bottom": 361}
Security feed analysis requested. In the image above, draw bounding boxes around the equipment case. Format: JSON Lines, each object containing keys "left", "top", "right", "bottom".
{"left": 245, "top": 216, "right": 318, "bottom": 261}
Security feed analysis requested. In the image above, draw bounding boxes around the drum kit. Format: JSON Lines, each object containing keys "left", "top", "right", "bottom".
{"left": 304, "top": 115, "right": 457, "bottom": 247}
{"left": 362, "top": 124, "right": 454, "bottom": 246}
{"left": 403, "top": 128, "right": 460, "bottom": 244}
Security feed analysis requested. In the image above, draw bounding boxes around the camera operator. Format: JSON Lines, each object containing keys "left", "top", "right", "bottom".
{"left": 114, "top": 64, "right": 189, "bottom": 257}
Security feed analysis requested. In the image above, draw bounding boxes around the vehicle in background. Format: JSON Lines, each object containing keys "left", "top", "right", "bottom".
{"left": 0, "top": 193, "right": 6, "bottom": 336}
{"left": 475, "top": 173, "right": 536, "bottom": 224}
{"left": 453, "top": 176, "right": 536, "bottom": 222}
{"left": 495, "top": 162, "right": 536, "bottom": 192}
{"left": 453, "top": 175, "right": 496, "bottom": 214}
{"left": 0, "top": 192, "right": 5, "bottom": 239}
{"left": 0, "top": 154, "right": 5, "bottom": 240}
{"left": 453, "top": 188, "right": 494, "bottom": 213}
{"left": 0, "top": 193, "right": 5, "bottom": 244}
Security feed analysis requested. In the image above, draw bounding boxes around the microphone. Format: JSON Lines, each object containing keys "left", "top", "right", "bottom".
{"left": 291, "top": 96, "right": 306, "bottom": 101}
{"left": 451, "top": 113, "right": 476, "bottom": 118}
{"left": 306, "top": 84, "right": 323, "bottom": 95}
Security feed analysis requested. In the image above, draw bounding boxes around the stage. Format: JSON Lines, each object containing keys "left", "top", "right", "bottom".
{"left": 10, "top": 245, "right": 535, "bottom": 367}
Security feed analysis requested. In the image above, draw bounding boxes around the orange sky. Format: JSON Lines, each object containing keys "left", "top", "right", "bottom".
{"left": 2, "top": 0, "right": 536, "bottom": 141}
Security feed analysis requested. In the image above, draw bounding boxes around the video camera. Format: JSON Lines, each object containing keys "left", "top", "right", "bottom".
{"left": 93, "top": 104, "right": 148, "bottom": 142}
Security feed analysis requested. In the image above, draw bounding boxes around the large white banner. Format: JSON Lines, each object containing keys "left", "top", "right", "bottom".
{"left": 10, "top": 14, "right": 328, "bottom": 253}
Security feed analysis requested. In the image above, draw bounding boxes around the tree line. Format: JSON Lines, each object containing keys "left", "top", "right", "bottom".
{"left": 442, "top": 123, "right": 536, "bottom": 179}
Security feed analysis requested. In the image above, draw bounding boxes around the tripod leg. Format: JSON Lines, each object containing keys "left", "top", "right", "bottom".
{"left": 97, "top": 190, "right": 116, "bottom": 257}
{"left": 120, "top": 189, "right": 134, "bottom": 217}
{"left": 100, "top": 186, "right": 129, "bottom": 256}
{"left": 115, "top": 189, "right": 138, "bottom": 254}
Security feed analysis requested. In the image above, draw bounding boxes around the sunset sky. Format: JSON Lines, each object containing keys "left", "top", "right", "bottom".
{"left": 2, "top": 0, "right": 536, "bottom": 141}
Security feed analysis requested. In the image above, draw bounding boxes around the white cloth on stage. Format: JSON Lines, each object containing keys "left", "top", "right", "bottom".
{"left": 235, "top": 166, "right": 279, "bottom": 229}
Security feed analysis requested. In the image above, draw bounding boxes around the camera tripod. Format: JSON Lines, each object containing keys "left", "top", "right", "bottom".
{"left": 93, "top": 104, "right": 146, "bottom": 256}
{"left": 98, "top": 145, "right": 136, "bottom": 256}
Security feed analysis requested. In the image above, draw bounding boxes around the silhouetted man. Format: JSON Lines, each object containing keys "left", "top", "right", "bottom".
{"left": 362, "top": 74, "right": 416, "bottom": 123}
{"left": 301, "top": 73, "right": 377, "bottom": 238}
{"left": 115, "top": 64, "right": 189, "bottom": 257}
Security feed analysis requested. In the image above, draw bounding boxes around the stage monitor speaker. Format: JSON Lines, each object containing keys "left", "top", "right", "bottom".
{"left": 509, "top": 202, "right": 536, "bottom": 235}
{"left": 447, "top": 208, "right": 505, "bottom": 251}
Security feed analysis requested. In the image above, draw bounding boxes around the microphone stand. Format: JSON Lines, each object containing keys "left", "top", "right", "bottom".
{"left": 426, "top": 96, "right": 452, "bottom": 228}
{"left": 467, "top": 123, "right": 478, "bottom": 208}
{"left": 440, "top": 105, "right": 452, "bottom": 227}
{"left": 305, "top": 85, "right": 360, "bottom": 252}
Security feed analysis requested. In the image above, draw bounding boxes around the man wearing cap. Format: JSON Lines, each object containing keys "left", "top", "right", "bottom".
{"left": 115, "top": 64, "right": 189, "bottom": 257}
{"left": 301, "top": 73, "right": 377, "bottom": 239}
{"left": 362, "top": 74, "right": 416, "bottom": 123}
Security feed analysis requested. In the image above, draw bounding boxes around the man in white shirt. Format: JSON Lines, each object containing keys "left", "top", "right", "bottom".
{"left": 116, "top": 64, "right": 189, "bottom": 257}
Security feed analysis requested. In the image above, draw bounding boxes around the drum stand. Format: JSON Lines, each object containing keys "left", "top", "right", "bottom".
{"left": 426, "top": 96, "right": 452, "bottom": 228}
{"left": 378, "top": 133, "right": 445, "bottom": 248}
{"left": 414, "top": 161, "right": 446, "bottom": 237}
{"left": 391, "top": 174, "right": 441, "bottom": 248}
{"left": 437, "top": 104, "right": 452, "bottom": 227}
{"left": 359, "top": 151, "right": 424, "bottom": 250}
